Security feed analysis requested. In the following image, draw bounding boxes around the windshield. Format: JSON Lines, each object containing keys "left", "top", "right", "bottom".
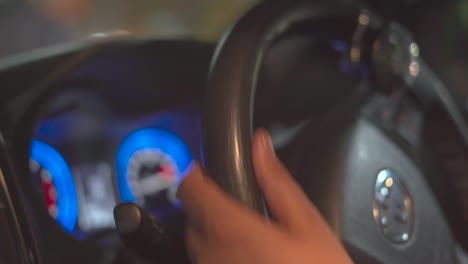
{"left": 0, "top": 0, "right": 256, "bottom": 58}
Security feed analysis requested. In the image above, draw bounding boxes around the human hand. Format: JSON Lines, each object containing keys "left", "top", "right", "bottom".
{"left": 177, "top": 129, "right": 353, "bottom": 264}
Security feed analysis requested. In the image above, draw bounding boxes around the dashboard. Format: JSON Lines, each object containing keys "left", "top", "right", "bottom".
{"left": 30, "top": 91, "right": 198, "bottom": 238}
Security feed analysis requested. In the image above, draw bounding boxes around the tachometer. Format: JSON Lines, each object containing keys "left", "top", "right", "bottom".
{"left": 29, "top": 140, "right": 78, "bottom": 233}
{"left": 115, "top": 128, "right": 192, "bottom": 215}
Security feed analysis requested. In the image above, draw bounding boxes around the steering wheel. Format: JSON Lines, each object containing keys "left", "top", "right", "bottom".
{"left": 203, "top": 0, "right": 456, "bottom": 263}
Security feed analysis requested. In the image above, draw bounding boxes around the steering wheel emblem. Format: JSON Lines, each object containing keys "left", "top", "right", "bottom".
{"left": 373, "top": 169, "right": 414, "bottom": 244}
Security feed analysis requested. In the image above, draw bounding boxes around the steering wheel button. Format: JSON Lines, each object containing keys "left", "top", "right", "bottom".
{"left": 401, "top": 233, "right": 409, "bottom": 241}
{"left": 381, "top": 216, "right": 389, "bottom": 226}
{"left": 396, "top": 212, "right": 409, "bottom": 223}
{"left": 377, "top": 196, "right": 389, "bottom": 209}
{"left": 380, "top": 186, "right": 389, "bottom": 197}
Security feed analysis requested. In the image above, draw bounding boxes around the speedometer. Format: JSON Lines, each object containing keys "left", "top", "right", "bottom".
{"left": 115, "top": 128, "right": 192, "bottom": 215}
{"left": 127, "top": 149, "right": 178, "bottom": 207}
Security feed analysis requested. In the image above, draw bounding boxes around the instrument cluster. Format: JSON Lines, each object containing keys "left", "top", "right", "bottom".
{"left": 28, "top": 90, "right": 200, "bottom": 240}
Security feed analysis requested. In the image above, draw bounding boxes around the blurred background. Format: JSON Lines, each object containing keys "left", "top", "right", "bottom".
{"left": 2, "top": 0, "right": 468, "bottom": 102}
{"left": 0, "top": 0, "right": 257, "bottom": 58}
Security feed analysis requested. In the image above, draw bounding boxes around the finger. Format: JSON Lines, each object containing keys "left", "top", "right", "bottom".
{"left": 185, "top": 226, "right": 204, "bottom": 263}
{"left": 176, "top": 162, "right": 251, "bottom": 232}
{"left": 185, "top": 209, "right": 286, "bottom": 263}
{"left": 252, "top": 129, "right": 326, "bottom": 235}
{"left": 177, "top": 161, "right": 283, "bottom": 246}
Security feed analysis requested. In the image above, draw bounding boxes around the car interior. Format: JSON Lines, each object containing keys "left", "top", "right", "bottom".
{"left": 1, "top": 0, "right": 468, "bottom": 263}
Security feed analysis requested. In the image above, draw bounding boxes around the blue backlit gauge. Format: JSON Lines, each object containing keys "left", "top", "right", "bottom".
{"left": 29, "top": 140, "right": 78, "bottom": 233}
{"left": 115, "top": 128, "right": 193, "bottom": 210}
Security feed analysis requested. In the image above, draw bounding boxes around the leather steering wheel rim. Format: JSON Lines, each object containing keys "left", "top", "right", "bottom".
{"left": 203, "top": 0, "right": 361, "bottom": 214}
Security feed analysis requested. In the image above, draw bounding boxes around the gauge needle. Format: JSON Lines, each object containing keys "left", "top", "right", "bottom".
{"left": 158, "top": 165, "right": 175, "bottom": 181}
{"left": 137, "top": 174, "right": 174, "bottom": 196}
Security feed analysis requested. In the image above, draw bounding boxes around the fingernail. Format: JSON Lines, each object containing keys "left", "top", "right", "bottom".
{"left": 259, "top": 129, "right": 275, "bottom": 158}
{"left": 253, "top": 129, "right": 275, "bottom": 188}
